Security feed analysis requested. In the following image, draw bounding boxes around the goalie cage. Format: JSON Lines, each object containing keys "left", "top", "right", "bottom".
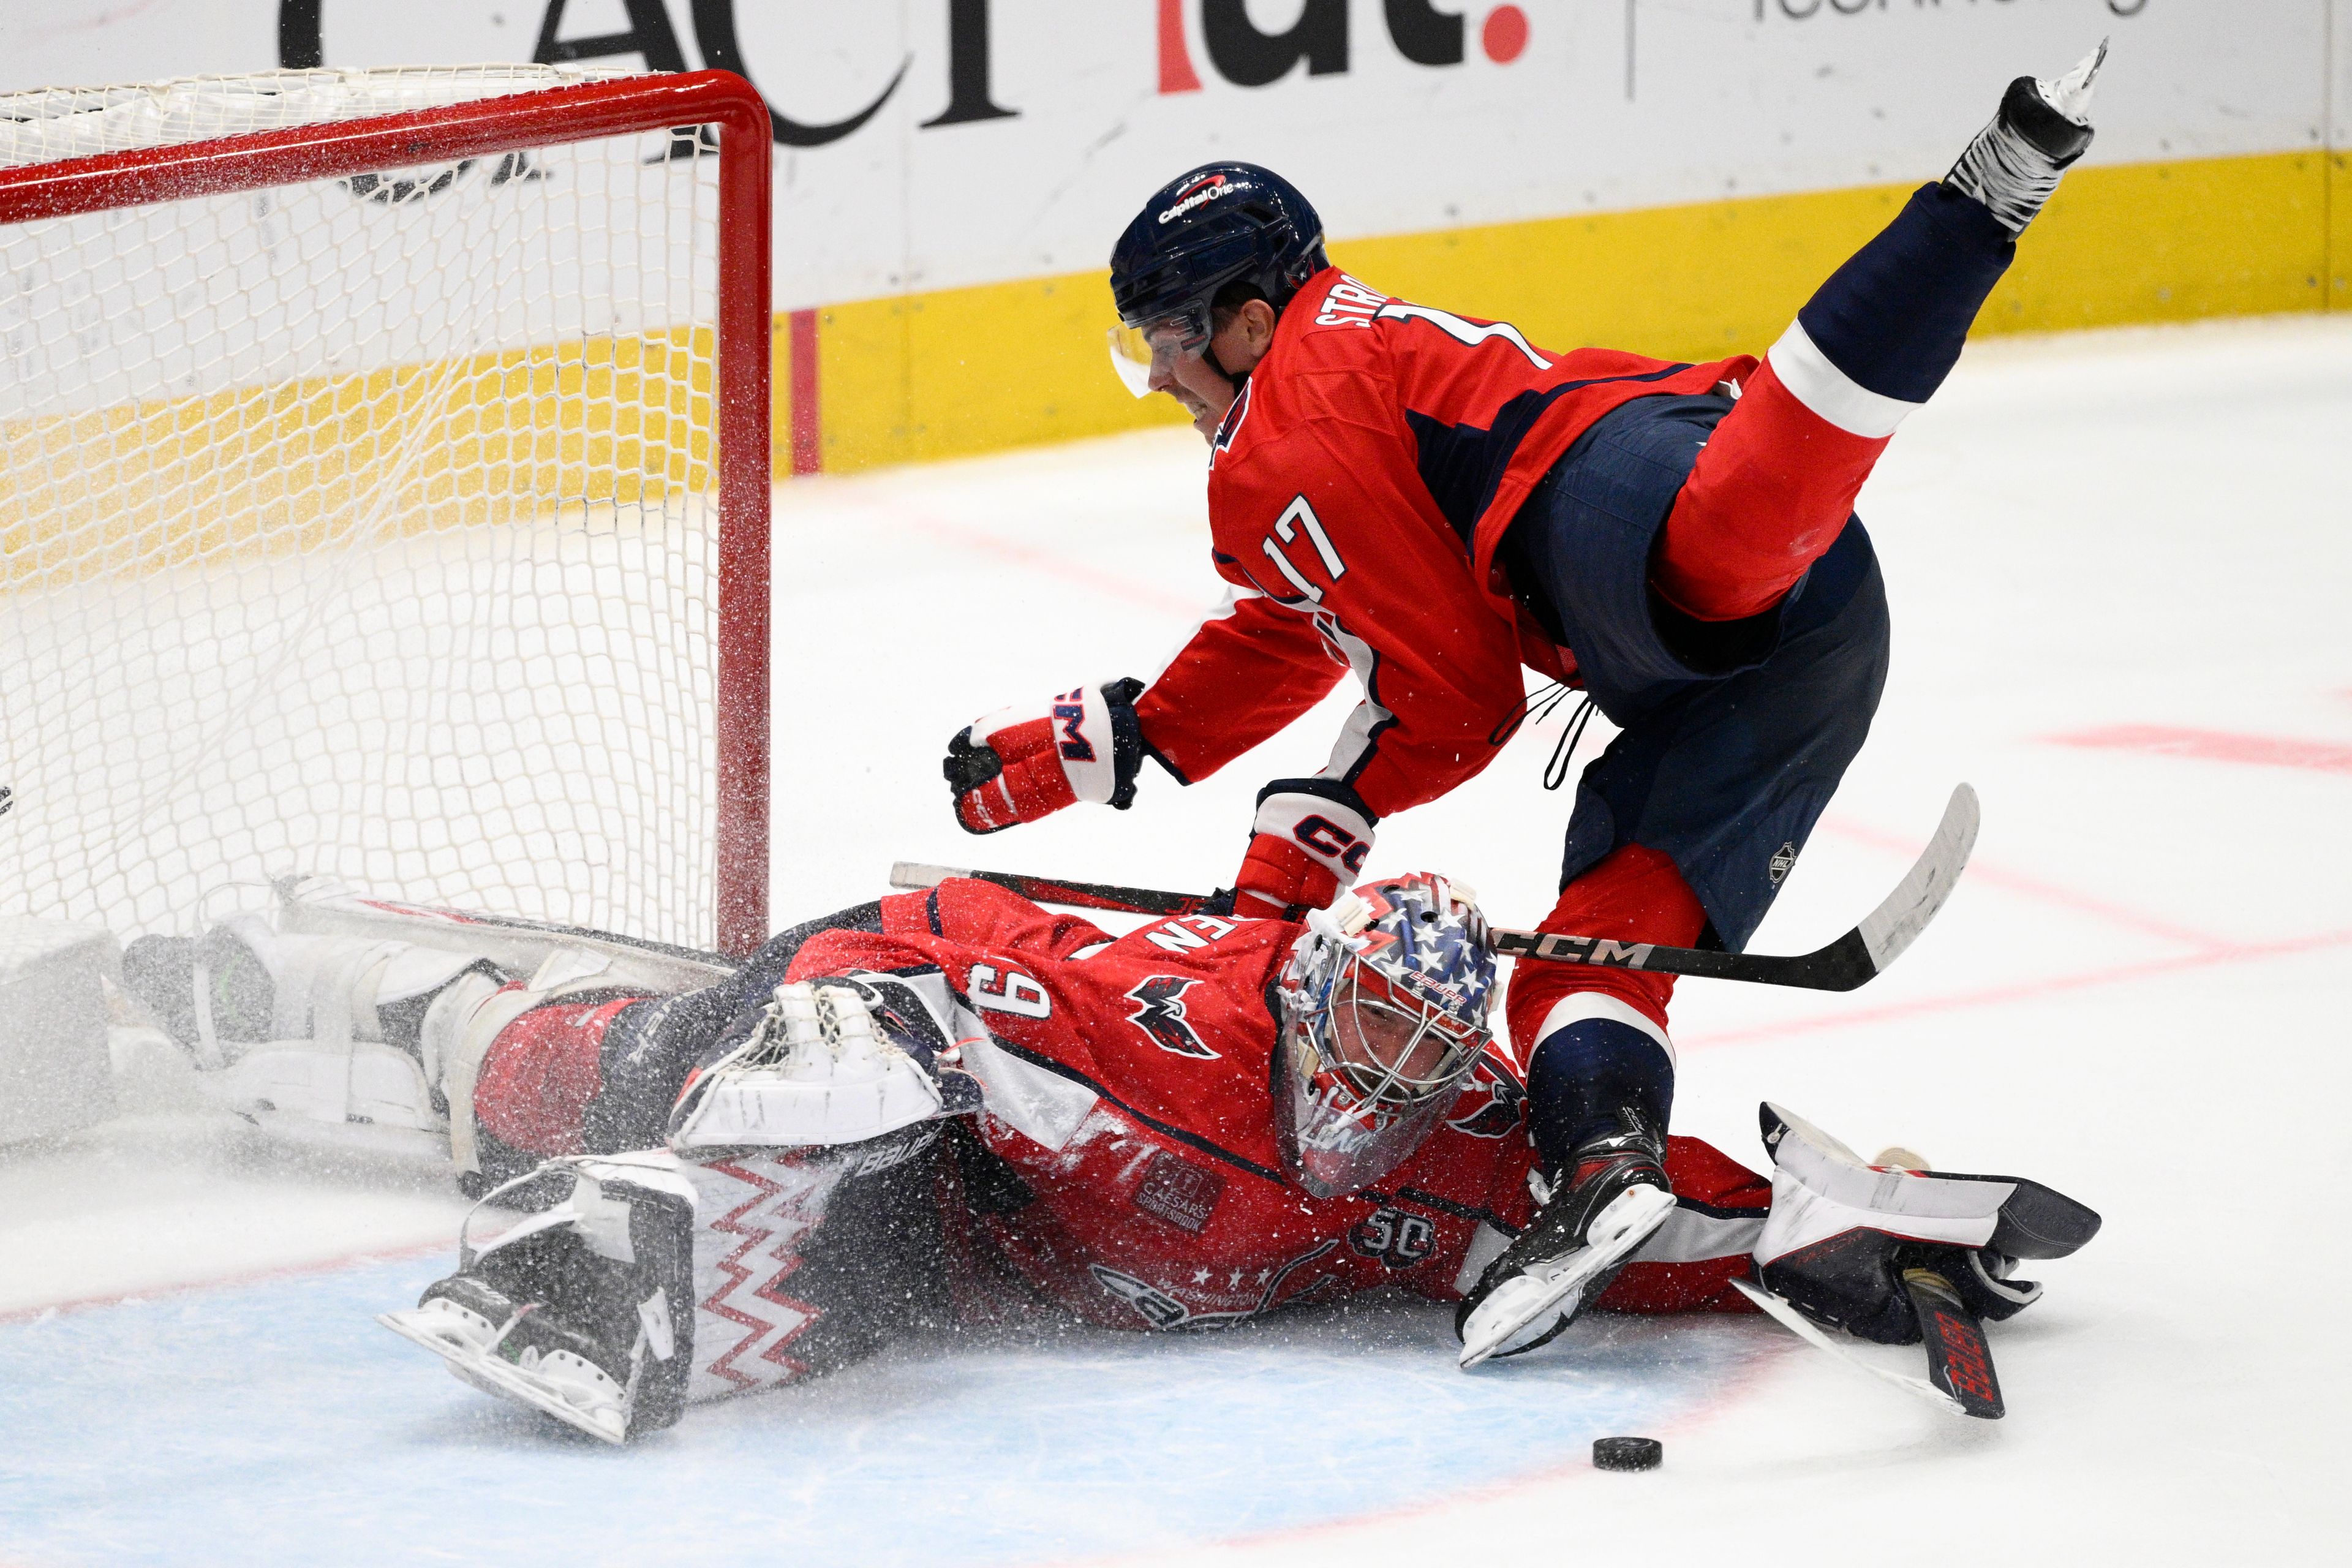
{"left": 0, "top": 67, "right": 773, "bottom": 956}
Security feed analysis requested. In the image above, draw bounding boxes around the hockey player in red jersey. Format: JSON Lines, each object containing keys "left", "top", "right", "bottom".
{"left": 118, "top": 871, "right": 2096, "bottom": 1442}
{"left": 942, "top": 49, "right": 2110, "bottom": 1322}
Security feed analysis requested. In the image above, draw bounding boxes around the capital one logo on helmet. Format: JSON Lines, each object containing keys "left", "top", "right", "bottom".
{"left": 1158, "top": 175, "right": 1238, "bottom": 225}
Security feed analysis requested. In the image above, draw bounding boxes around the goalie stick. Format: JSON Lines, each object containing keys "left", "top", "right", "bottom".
{"left": 892, "top": 784, "right": 1978, "bottom": 994}
{"left": 1730, "top": 1270, "right": 2003, "bottom": 1420}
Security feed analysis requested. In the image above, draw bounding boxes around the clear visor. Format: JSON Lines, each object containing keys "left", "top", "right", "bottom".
{"left": 1106, "top": 303, "right": 1213, "bottom": 399}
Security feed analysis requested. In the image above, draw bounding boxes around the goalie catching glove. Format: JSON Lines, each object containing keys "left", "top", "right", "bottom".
{"left": 945, "top": 677, "right": 1147, "bottom": 834}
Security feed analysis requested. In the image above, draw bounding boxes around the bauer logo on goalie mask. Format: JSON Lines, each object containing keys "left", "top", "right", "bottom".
{"left": 1274, "top": 875, "right": 1496, "bottom": 1197}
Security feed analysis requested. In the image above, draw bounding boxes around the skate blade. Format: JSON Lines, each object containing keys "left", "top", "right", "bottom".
{"left": 1458, "top": 1183, "right": 1676, "bottom": 1370}
{"left": 377, "top": 1310, "right": 629, "bottom": 1445}
{"left": 1728, "top": 1278, "right": 1970, "bottom": 1418}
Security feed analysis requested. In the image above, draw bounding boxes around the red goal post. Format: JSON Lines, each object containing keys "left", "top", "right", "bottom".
{"left": 0, "top": 70, "right": 773, "bottom": 955}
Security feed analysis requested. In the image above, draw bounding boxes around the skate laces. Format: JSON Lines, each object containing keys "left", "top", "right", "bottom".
{"left": 1948, "top": 40, "right": 2106, "bottom": 233}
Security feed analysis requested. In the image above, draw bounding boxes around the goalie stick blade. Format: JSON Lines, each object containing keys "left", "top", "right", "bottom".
{"left": 1729, "top": 1278, "right": 1971, "bottom": 1419}
{"left": 1902, "top": 1270, "right": 2005, "bottom": 1419}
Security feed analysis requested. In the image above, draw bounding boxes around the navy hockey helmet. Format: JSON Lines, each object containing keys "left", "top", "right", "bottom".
{"left": 1275, "top": 873, "right": 1498, "bottom": 1197}
{"left": 1106, "top": 162, "right": 1329, "bottom": 396}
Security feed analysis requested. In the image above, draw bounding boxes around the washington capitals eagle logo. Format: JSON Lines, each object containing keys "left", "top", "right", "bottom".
{"left": 1126, "top": 975, "right": 1215, "bottom": 1059}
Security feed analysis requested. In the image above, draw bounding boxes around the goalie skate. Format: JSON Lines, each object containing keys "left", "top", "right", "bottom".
{"left": 379, "top": 1279, "right": 644, "bottom": 1445}
{"left": 378, "top": 1154, "right": 695, "bottom": 1444}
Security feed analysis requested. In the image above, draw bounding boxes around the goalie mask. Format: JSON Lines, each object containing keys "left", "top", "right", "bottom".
{"left": 1274, "top": 873, "right": 1498, "bottom": 1198}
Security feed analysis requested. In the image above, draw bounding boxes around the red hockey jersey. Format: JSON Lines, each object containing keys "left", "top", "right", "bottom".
{"left": 784, "top": 879, "right": 1763, "bottom": 1331}
{"left": 1133, "top": 270, "right": 1752, "bottom": 822}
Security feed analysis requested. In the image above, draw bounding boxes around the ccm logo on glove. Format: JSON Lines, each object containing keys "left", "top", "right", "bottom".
{"left": 945, "top": 677, "right": 1146, "bottom": 834}
{"left": 1232, "top": 783, "right": 1378, "bottom": 916}
{"left": 1051, "top": 692, "right": 1097, "bottom": 761}
{"left": 1294, "top": 814, "right": 1370, "bottom": 869}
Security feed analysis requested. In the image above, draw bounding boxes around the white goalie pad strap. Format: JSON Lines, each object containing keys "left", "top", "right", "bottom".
{"left": 418, "top": 969, "right": 511, "bottom": 1102}
{"left": 669, "top": 982, "right": 945, "bottom": 1150}
{"left": 443, "top": 955, "right": 631, "bottom": 1174}
{"left": 1755, "top": 1102, "right": 2011, "bottom": 1266}
{"left": 1635, "top": 1203, "right": 1765, "bottom": 1265}
{"left": 1766, "top": 319, "right": 1922, "bottom": 440}
{"left": 1531, "top": 991, "right": 1677, "bottom": 1070}
{"left": 1251, "top": 790, "right": 1376, "bottom": 881}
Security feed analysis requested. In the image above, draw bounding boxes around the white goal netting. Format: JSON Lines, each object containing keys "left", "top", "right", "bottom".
{"left": 0, "top": 66, "right": 756, "bottom": 951}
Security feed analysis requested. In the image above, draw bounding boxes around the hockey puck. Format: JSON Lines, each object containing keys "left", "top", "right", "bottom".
{"left": 1592, "top": 1436, "right": 1662, "bottom": 1471}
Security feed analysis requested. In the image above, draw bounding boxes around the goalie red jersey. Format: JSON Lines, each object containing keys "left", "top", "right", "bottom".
{"left": 1133, "top": 269, "right": 1750, "bottom": 822}
{"left": 775, "top": 879, "right": 1763, "bottom": 1329}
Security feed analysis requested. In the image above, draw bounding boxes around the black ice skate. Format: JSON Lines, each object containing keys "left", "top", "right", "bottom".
{"left": 380, "top": 1157, "right": 695, "bottom": 1444}
{"left": 1455, "top": 1112, "right": 1677, "bottom": 1368}
{"left": 1945, "top": 40, "right": 2106, "bottom": 234}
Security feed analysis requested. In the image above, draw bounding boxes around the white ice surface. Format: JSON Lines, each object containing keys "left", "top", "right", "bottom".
{"left": 4, "top": 315, "right": 2350, "bottom": 1564}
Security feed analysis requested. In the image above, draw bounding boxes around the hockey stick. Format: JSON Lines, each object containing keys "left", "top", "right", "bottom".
{"left": 890, "top": 783, "right": 1978, "bottom": 994}
{"left": 1729, "top": 1278, "right": 1972, "bottom": 1418}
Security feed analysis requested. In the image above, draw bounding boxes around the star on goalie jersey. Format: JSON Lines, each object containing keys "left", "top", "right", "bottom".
{"left": 1133, "top": 270, "right": 1750, "bottom": 824}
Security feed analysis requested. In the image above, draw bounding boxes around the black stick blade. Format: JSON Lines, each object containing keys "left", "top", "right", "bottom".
{"left": 1904, "top": 1270, "right": 2004, "bottom": 1419}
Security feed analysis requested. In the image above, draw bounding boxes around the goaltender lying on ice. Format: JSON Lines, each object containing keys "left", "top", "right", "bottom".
{"left": 110, "top": 874, "right": 2098, "bottom": 1443}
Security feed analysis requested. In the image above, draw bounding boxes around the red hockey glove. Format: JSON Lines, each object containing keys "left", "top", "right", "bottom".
{"left": 1230, "top": 782, "right": 1376, "bottom": 918}
{"left": 945, "top": 678, "right": 1146, "bottom": 834}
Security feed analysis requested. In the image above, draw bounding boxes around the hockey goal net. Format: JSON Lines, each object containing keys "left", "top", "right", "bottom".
{"left": 0, "top": 67, "right": 772, "bottom": 955}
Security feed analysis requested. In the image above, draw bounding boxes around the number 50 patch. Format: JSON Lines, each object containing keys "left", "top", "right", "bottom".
{"left": 1349, "top": 1207, "right": 1436, "bottom": 1268}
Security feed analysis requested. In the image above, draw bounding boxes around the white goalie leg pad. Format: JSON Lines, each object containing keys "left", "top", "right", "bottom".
{"left": 205, "top": 911, "right": 486, "bottom": 1047}
{"left": 669, "top": 982, "right": 944, "bottom": 1150}
{"left": 1755, "top": 1102, "right": 2012, "bottom": 1267}
{"left": 188, "top": 914, "right": 498, "bottom": 1137}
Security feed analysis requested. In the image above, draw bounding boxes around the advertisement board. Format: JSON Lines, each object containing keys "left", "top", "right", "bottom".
{"left": 4, "top": 2, "right": 2345, "bottom": 467}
